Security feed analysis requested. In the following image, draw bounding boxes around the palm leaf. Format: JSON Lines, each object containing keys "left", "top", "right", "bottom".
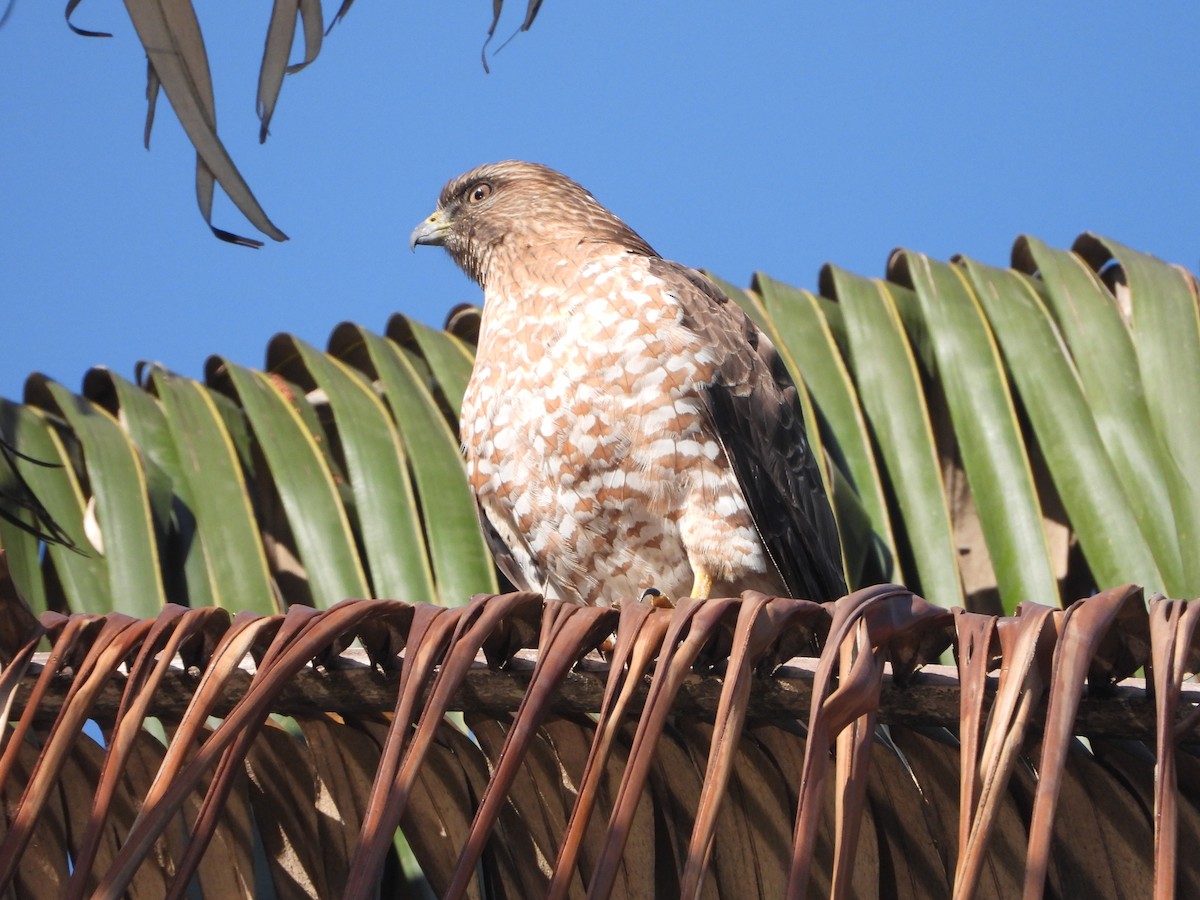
{"left": 25, "top": 378, "right": 166, "bottom": 616}
{"left": 1013, "top": 236, "right": 1184, "bottom": 592}
{"left": 825, "top": 266, "right": 963, "bottom": 609}
{"left": 752, "top": 273, "right": 897, "bottom": 586}
{"left": 149, "top": 368, "right": 276, "bottom": 612}
{"left": 0, "top": 397, "right": 107, "bottom": 612}
{"left": 1076, "top": 234, "right": 1200, "bottom": 593}
{"left": 0, "top": 315, "right": 495, "bottom": 613}
{"left": 961, "top": 258, "right": 1164, "bottom": 597}
{"left": 0, "top": 584, "right": 1191, "bottom": 897}
{"left": 0, "top": 231, "right": 1196, "bottom": 895}
{"left": 340, "top": 325, "right": 497, "bottom": 604}
{"left": 722, "top": 235, "right": 1196, "bottom": 609}
{"left": 271, "top": 336, "right": 437, "bottom": 602}
{"left": 3, "top": 232, "right": 1197, "bottom": 615}
{"left": 896, "top": 253, "right": 1057, "bottom": 606}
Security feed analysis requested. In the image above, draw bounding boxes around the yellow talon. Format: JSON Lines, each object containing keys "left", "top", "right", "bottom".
{"left": 691, "top": 570, "right": 713, "bottom": 600}
{"left": 640, "top": 587, "right": 675, "bottom": 609}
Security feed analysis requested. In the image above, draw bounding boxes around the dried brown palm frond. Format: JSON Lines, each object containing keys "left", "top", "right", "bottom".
{"left": 0, "top": 583, "right": 1195, "bottom": 898}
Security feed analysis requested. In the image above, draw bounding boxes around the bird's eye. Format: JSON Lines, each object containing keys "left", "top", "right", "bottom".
{"left": 468, "top": 183, "right": 492, "bottom": 203}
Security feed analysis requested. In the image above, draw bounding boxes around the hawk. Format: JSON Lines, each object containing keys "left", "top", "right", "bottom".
{"left": 411, "top": 161, "right": 845, "bottom": 606}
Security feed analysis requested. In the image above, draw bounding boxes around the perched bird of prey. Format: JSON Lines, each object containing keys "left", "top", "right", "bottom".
{"left": 411, "top": 161, "right": 845, "bottom": 606}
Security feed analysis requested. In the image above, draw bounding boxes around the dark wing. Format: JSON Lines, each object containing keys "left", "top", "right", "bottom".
{"left": 650, "top": 260, "right": 847, "bottom": 602}
{"left": 473, "top": 496, "right": 543, "bottom": 594}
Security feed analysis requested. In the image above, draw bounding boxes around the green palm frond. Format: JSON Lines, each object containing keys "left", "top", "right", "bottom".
{"left": 0, "top": 232, "right": 1197, "bottom": 897}
{"left": 0, "top": 317, "right": 498, "bottom": 615}
{"left": 2, "top": 233, "right": 1196, "bottom": 616}
{"left": 725, "top": 233, "right": 1197, "bottom": 612}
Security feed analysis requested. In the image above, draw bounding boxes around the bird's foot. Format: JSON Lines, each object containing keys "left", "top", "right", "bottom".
{"left": 640, "top": 587, "right": 675, "bottom": 609}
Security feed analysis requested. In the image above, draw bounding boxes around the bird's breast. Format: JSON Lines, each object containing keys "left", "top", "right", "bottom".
{"left": 460, "top": 257, "right": 747, "bottom": 604}
{"left": 464, "top": 267, "right": 715, "bottom": 473}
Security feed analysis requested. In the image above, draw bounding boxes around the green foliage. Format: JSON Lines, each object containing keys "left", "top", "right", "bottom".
{"left": 0, "top": 318, "right": 497, "bottom": 614}
{"left": 70, "top": 0, "right": 544, "bottom": 244}
{"left": 730, "top": 233, "right": 1197, "bottom": 612}
{"left": 1, "top": 232, "right": 1195, "bottom": 615}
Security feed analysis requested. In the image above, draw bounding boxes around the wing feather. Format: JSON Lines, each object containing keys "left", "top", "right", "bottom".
{"left": 649, "top": 260, "right": 847, "bottom": 601}
{"left": 474, "top": 496, "right": 542, "bottom": 594}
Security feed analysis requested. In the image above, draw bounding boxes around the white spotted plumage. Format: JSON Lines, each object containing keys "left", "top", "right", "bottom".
{"left": 461, "top": 245, "right": 770, "bottom": 606}
{"left": 412, "top": 160, "right": 846, "bottom": 607}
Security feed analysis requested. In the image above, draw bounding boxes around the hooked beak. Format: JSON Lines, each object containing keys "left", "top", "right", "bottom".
{"left": 410, "top": 210, "right": 449, "bottom": 251}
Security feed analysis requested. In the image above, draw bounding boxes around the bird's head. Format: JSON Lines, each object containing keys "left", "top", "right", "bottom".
{"left": 410, "top": 160, "right": 656, "bottom": 287}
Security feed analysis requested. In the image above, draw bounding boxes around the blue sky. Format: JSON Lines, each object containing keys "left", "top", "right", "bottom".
{"left": 2, "top": 2, "right": 1197, "bottom": 403}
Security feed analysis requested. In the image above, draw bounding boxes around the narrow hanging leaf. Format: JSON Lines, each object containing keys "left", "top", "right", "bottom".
{"left": 194, "top": 156, "right": 264, "bottom": 248}
{"left": 257, "top": 0, "right": 304, "bottom": 143}
{"left": 521, "top": 0, "right": 543, "bottom": 30}
{"left": 65, "top": 0, "right": 112, "bottom": 36}
{"left": 325, "top": 0, "right": 355, "bottom": 33}
{"left": 143, "top": 59, "right": 160, "bottom": 149}
{"left": 291, "top": 0, "right": 324, "bottom": 74}
{"left": 123, "top": 0, "right": 287, "bottom": 243}
{"left": 481, "top": 0, "right": 504, "bottom": 72}
{"left": 489, "top": 0, "right": 544, "bottom": 60}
